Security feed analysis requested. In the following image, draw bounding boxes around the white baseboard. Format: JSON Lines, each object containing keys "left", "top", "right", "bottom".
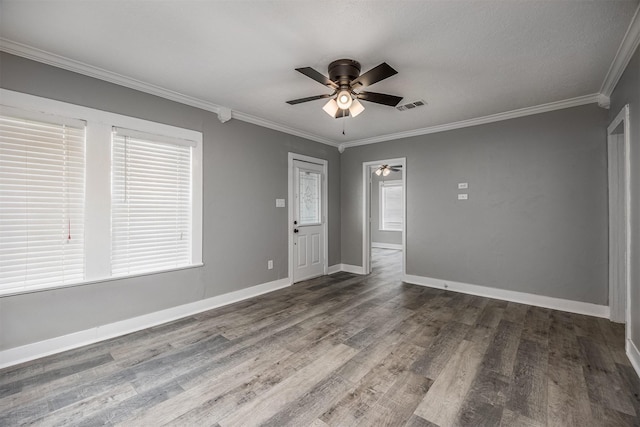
{"left": 327, "top": 264, "right": 341, "bottom": 275}
{"left": 371, "top": 242, "right": 403, "bottom": 250}
{"left": 340, "top": 264, "right": 366, "bottom": 275}
{"left": 403, "top": 274, "right": 610, "bottom": 319}
{"left": 0, "top": 277, "right": 291, "bottom": 369}
{"left": 327, "top": 264, "right": 365, "bottom": 275}
{"left": 627, "top": 338, "right": 640, "bottom": 378}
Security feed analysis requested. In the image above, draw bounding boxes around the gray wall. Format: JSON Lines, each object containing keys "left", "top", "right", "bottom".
{"left": 371, "top": 169, "right": 403, "bottom": 246}
{"left": 341, "top": 104, "right": 609, "bottom": 305}
{"left": 0, "top": 50, "right": 619, "bottom": 354}
{"left": 0, "top": 53, "right": 341, "bottom": 351}
{"left": 609, "top": 45, "right": 640, "bottom": 348}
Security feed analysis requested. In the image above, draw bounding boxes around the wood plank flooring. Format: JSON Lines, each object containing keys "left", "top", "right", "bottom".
{"left": 1, "top": 249, "right": 638, "bottom": 426}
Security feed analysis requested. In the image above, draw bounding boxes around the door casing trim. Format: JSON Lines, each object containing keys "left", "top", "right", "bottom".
{"left": 362, "top": 157, "right": 407, "bottom": 276}
{"left": 607, "top": 105, "right": 631, "bottom": 328}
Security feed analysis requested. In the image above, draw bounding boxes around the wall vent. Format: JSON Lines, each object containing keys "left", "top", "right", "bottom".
{"left": 396, "top": 99, "right": 427, "bottom": 111}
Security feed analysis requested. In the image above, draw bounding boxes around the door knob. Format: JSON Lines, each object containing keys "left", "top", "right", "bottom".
{"left": 294, "top": 229, "right": 299, "bottom": 233}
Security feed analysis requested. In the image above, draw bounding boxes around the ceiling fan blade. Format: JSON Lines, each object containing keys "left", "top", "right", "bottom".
{"left": 295, "top": 67, "right": 338, "bottom": 89}
{"left": 286, "top": 94, "right": 332, "bottom": 105}
{"left": 356, "top": 91, "right": 403, "bottom": 107}
{"left": 334, "top": 109, "right": 350, "bottom": 119}
{"left": 351, "top": 62, "right": 398, "bottom": 88}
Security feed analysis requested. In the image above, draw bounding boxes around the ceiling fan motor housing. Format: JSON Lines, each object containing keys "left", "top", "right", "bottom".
{"left": 328, "top": 59, "right": 361, "bottom": 86}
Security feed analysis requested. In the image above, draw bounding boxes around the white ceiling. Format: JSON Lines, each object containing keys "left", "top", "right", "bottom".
{"left": 1, "top": 1, "right": 638, "bottom": 147}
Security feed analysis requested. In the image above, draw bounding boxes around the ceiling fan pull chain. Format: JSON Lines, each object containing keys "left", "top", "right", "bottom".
{"left": 342, "top": 111, "right": 346, "bottom": 135}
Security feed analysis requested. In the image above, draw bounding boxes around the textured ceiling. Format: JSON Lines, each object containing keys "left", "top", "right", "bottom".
{"left": 1, "top": 1, "right": 638, "bottom": 145}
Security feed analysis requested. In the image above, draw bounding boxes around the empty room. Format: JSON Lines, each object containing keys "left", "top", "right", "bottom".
{"left": 1, "top": 1, "right": 639, "bottom": 425}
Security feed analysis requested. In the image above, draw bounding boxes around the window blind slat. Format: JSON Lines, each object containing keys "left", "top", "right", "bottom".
{"left": 111, "top": 131, "right": 191, "bottom": 277}
{"left": 0, "top": 113, "right": 85, "bottom": 292}
{"left": 380, "top": 182, "right": 403, "bottom": 232}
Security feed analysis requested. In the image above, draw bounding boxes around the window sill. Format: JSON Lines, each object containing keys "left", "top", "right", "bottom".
{"left": 0, "top": 263, "right": 205, "bottom": 298}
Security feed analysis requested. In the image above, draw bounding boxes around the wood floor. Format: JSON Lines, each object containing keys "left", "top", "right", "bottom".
{"left": 1, "top": 249, "right": 638, "bottom": 426}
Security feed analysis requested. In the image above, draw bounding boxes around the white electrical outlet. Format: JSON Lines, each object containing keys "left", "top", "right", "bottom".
{"left": 267, "top": 260, "right": 273, "bottom": 270}
{"left": 458, "top": 182, "right": 468, "bottom": 189}
{"left": 458, "top": 194, "right": 468, "bottom": 200}
{"left": 275, "top": 199, "right": 285, "bottom": 208}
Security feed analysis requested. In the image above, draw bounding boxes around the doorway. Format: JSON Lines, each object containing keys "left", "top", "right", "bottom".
{"left": 288, "top": 153, "right": 328, "bottom": 283}
{"left": 362, "top": 158, "right": 406, "bottom": 276}
{"left": 607, "top": 104, "right": 630, "bottom": 326}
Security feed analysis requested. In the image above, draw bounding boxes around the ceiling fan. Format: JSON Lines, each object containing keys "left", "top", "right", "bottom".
{"left": 375, "top": 164, "right": 401, "bottom": 176}
{"left": 286, "top": 59, "right": 403, "bottom": 118}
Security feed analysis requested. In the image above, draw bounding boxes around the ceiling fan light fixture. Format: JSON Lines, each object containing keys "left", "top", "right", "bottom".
{"left": 375, "top": 164, "right": 399, "bottom": 176}
{"left": 349, "top": 98, "right": 365, "bottom": 117}
{"left": 336, "top": 90, "right": 353, "bottom": 109}
{"left": 287, "top": 59, "right": 401, "bottom": 120}
{"left": 322, "top": 98, "right": 339, "bottom": 117}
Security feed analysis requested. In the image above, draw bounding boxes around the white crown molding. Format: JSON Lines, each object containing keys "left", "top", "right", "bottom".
{"left": 0, "top": 38, "right": 339, "bottom": 148}
{"left": 231, "top": 110, "right": 339, "bottom": 147}
{"left": 0, "top": 38, "right": 609, "bottom": 152}
{"left": 0, "top": 38, "right": 225, "bottom": 114}
{"left": 597, "top": 94, "right": 611, "bottom": 109}
{"left": 600, "top": 4, "right": 640, "bottom": 96}
{"left": 341, "top": 93, "right": 601, "bottom": 149}
{"left": 217, "top": 107, "right": 232, "bottom": 123}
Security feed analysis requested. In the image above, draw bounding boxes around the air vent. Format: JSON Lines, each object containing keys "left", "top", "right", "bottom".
{"left": 396, "top": 99, "right": 427, "bottom": 111}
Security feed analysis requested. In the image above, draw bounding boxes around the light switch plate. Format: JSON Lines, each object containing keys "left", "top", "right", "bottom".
{"left": 276, "top": 199, "right": 285, "bottom": 208}
{"left": 458, "top": 194, "right": 468, "bottom": 200}
{"left": 458, "top": 182, "right": 468, "bottom": 189}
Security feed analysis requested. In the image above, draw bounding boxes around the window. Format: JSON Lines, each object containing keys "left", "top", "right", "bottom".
{"left": 111, "top": 128, "right": 193, "bottom": 276}
{"left": 379, "top": 180, "right": 403, "bottom": 231}
{"left": 0, "top": 108, "right": 86, "bottom": 294}
{"left": 0, "top": 89, "right": 203, "bottom": 296}
{"left": 297, "top": 168, "right": 321, "bottom": 225}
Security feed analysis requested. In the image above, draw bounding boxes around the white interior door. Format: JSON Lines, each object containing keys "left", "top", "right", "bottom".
{"left": 293, "top": 160, "right": 325, "bottom": 282}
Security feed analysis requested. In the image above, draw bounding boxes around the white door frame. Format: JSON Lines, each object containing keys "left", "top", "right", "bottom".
{"left": 362, "top": 157, "right": 407, "bottom": 276}
{"left": 288, "top": 152, "right": 328, "bottom": 284}
{"left": 607, "top": 104, "right": 631, "bottom": 327}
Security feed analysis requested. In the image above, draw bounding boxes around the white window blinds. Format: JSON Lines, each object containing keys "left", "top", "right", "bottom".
{"left": 380, "top": 181, "right": 403, "bottom": 231}
{"left": 0, "top": 112, "right": 86, "bottom": 294}
{"left": 111, "top": 128, "right": 193, "bottom": 276}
